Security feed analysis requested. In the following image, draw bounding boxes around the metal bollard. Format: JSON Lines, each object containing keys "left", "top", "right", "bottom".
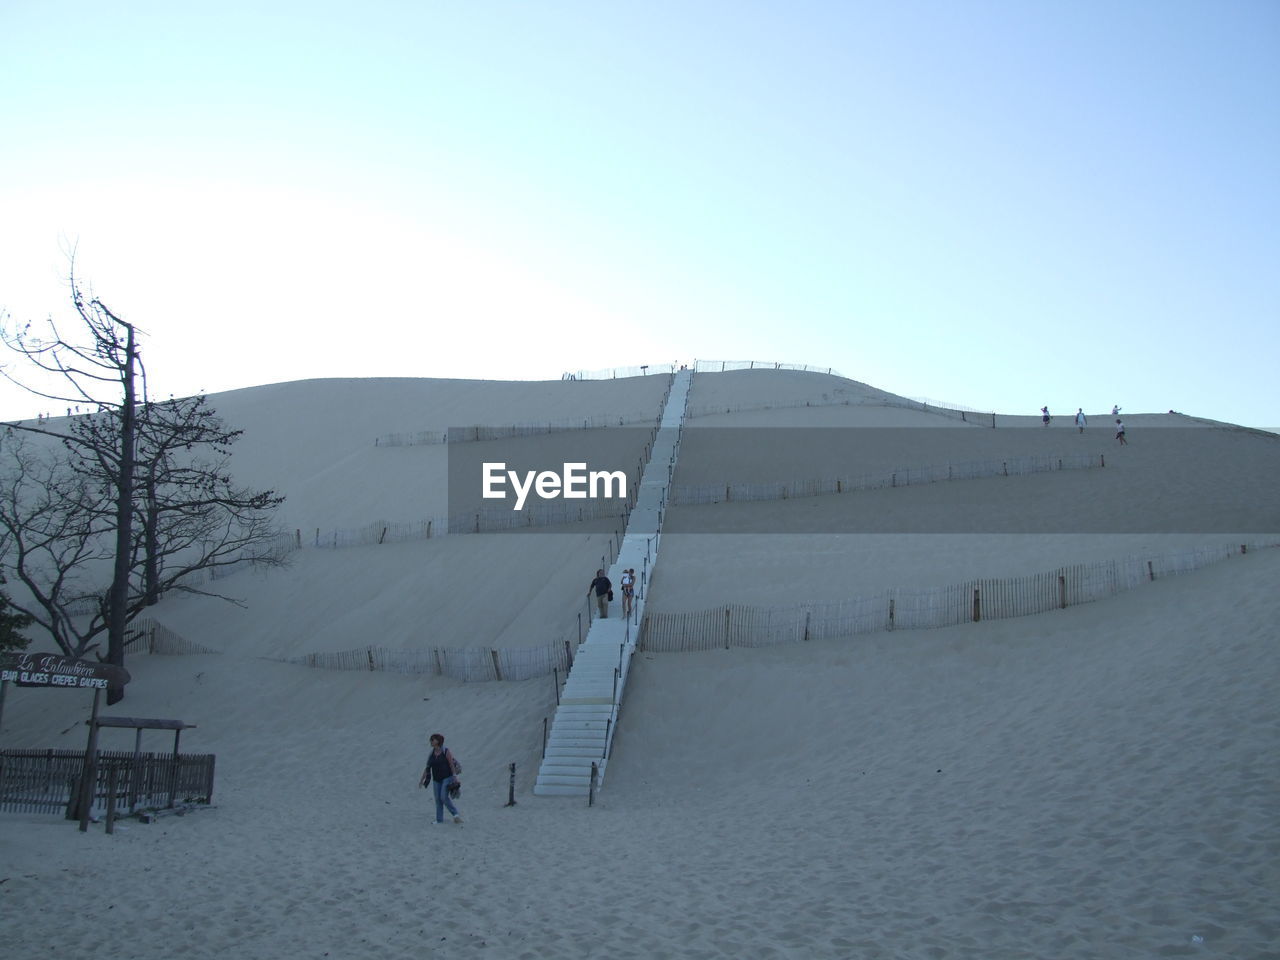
{"left": 505, "top": 763, "right": 517, "bottom": 807}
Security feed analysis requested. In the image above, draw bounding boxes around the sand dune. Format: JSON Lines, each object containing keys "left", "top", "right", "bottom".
{"left": 2, "top": 369, "right": 1276, "bottom": 959}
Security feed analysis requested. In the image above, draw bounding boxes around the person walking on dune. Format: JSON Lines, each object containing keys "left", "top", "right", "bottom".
{"left": 1075, "top": 408, "right": 1087, "bottom": 434}
{"left": 589, "top": 568, "right": 612, "bottom": 619}
{"left": 620, "top": 567, "right": 636, "bottom": 618}
{"left": 419, "top": 733, "right": 463, "bottom": 824}
{"left": 1115, "top": 419, "right": 1128, "bottom": 445}
{"left": 1041, "top": 406, "right": 1051, "bottom": 426}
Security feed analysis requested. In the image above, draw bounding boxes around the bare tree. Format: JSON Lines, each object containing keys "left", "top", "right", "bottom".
{"left": 2, "top": 283, "right": 138, "bottom": 699}
{"left": 1, "top": 271, "right": 287, "bottom": 695}
{"left": 127, "top": 394, "right": 286, "bottom": 606}
{"left": 0, "top": 433, "right": 116, "bottom": 657}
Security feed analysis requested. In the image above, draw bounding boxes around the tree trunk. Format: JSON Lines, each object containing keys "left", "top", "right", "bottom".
{"left": 144, "top": 474, "right": 159, "bottom": 606}
{"left": 106, "top": 323, "right": 137, "bottom": 704}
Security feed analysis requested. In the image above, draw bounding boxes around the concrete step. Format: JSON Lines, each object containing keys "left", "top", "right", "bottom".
{"left": 532, "top": 784, "right": 588, "bottom": 796}
{"left": 544, "top": 746, "right": 607, "bottom": 759}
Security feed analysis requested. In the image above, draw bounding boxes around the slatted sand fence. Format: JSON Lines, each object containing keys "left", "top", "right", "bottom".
{"left": 640, "top": 541, "right": 1276, "bottom": 652}
{"left": 286, "top": 640, "right": 573, "bottom": 683}
{"left": 669, "top": 452, "right": 1105, "bottom": 506}
{"left": 125, "top": 618, "right": 221, "bottom": 655}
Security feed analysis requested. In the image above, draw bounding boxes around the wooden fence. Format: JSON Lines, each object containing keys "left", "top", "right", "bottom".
{"left": 669, "top": 452, "right": 1104, "bottom": 506}
{"left": 683, "top": 393, "right": 981, "bottom": 425}
{"left": 0, "top": 748, "right": 216, "bottom": 816}
{"left": 125, "top": 617, "right": 221, "bottom": 655}
{"left": 374, "top": 407, "right": 665, "bottom": 447}
{"left": 640, "top": 542, "right": 1274, "bottom": 652}
{"left": 693, "top": 359, "right": 844, "bottom": 376}
{"left": 304, "top": 498, "right": 633, "bottom": 550}
{"left": 287, "top": 638, "right": 575, "bottom": 683}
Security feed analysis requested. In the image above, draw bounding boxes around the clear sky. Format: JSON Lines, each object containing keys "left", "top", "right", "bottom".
{"left": 2, "top": 1, "right": 1276, "bottom": 427}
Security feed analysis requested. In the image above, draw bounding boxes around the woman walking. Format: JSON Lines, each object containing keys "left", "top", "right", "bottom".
{"left": 420, "top": 733, "right": 463, "bottom": 824}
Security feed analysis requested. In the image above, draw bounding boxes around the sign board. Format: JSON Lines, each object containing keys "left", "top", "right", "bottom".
{"left": 0, "top": 652, "right": 131, "bottom": 689}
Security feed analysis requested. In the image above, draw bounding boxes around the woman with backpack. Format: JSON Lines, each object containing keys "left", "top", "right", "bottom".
{"left": 419, "top": 733, "right": 463, "bottom": 824}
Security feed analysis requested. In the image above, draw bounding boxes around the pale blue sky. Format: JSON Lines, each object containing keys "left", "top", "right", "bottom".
{"left": 2, "top": 1, "right": 1276, "bottom": 427}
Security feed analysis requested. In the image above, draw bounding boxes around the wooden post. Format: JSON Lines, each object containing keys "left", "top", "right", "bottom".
{"left": 378, "top": 526, "right": 387, "bottom": 544}
{"left": 725, "top": 606, "right": 731, "bottom": 649}
{"left": 603, "top": 719, "right": 611, "bottom": 758}
{"left": 1059, "top": 574, "right": 1067, "bottom": 609}
{"left": 803, "top": 610, "right": 811, "bottom": 642}
{"left": 542, "top": 718, "right": 547, "bottom": 759}
{"left": 130, "top": 727, "right": 143, "bottom": 813}
{"left": 1148, "top": 560, "right": 1155, "bottom": 582}
{"left": 589, "top": 762, "right": 598, "bottom": 806}
{"left": 78, "top": 687, "right": 103, "bottom": 832}
{"left": 553, "top": 668, "right": 560, "bottom": 706}
{"left": 1002, "top": 462, "right": 1008, "bottom": 477}
{"left": 505, "top": 763, "right": 517, "bottom": 807}
{"left": 367, "top": 648, "right": 376, "bottom": 671}
{"left": 295, "top": 528, "right": 301, "bottom": 548}
{"left": 888, "top": 597, "right": 895, "bottom": 631}
{"left": 105, "top": 765, "right": 118, "bottom": 835}
{"left": 427, "top": 519, "right": 432, "bottom": 539}
{"left": 1241, "top": 544, "right": 1247, "bottom": 555}
{"left": 490, "top": 649, "right": 503, "bottom": 682}
{"left": 972, "top": 587, "right": 982, "bottom": 623}
{"left": 169, "top": 728, "right": 183, "bottom": 809}
{"left": 1100, "top": 454, "right": 1105, "bottom": 468}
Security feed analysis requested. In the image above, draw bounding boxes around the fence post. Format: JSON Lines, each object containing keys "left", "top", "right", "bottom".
{"left": 104, "top": 764, "right": 119, "bottom": 834}
{"left": 1148, "top": 560, "right": 1155, "bottom": 582}
{"left": 578, "top": 612, "right": 583, "bottom": 646}
{"left": 589, "top": 762, "right": 598, "bottom": 806}
{"left": 1241, "top": 544, "right": 1247, "bottom": 555}
{"left": 542, "top": 718, "right": 547, "bottom": 759}
{"left": 1059, "top": 574, "right": 1067, "bottom": 609}
{"left": 367, "top": 648, "right": 376, "bottom": 671}
{"left": 490, "top": 649, "right": 503, "bottom": 682}
{"left": 295, "top": 528, "right": 301, "bottom": 548}
{"left": 888, "top": 596, "right": 895, "bottom": 631}
{"left": 1100, "top": 454, "right": 1105, "bottom": 468}
{"left": 725, "top": 607, "right": 731, "bottom": 649}
{"left": 603, "top": 719, "right": 611, "bottom": 758}
{"left": 378, "top": 526, "right": 387, "bottom": 544}
{"left": 972, "top": 587, "right": 981, "bottom": 622}
{"left": 803, "top": 610, "right": 811, "bottom": 642}
{"left": 553, "top": 668, "right": 560, "bottom": 706}
{"left": 505, "top": 763, "right": 517, "bottom": 806}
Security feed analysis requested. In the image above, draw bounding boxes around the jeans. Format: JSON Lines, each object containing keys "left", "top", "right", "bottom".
{"left": 432, "top": 776, "right": 459, "bottom": 822}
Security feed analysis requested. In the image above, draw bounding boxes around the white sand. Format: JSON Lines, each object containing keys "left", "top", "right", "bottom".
{"left": 2, "top": 369, "right": 1277, "bottom": 959}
